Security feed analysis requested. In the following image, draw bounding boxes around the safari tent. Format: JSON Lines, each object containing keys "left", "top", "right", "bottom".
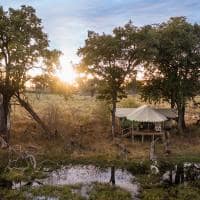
{"left": 116, "top": 105, "right": 177, "bottom": 142}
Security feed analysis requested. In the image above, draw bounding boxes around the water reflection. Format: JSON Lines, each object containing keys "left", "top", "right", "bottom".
{"left": 41, "top": 165, "right": 139, "bottom": 199}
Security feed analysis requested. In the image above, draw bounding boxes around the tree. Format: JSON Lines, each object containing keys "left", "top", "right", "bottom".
{"left": 48, "top": 76, "right": 74, "bottom": 99}
{"left": 32, "top": 74, "right": 74, "bottom": 101}
{"left": 0, "top": 5, "right": 61, "bottom": 142}
{"left": 139, "top": 17, "right": 200, "bottom": 133}
{"left": 31, "top": 74, "right": 51, "bottom": 99}
{"left": 77, "top": 22, "right": 139, "bottom": 138}
{"left": 76, "top": 76, "right": 97, "bottom": 97}
{"left": 32, "top": 74, "right": 50, "bottom": 91}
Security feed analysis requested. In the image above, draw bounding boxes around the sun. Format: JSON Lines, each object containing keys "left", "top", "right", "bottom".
{"left": 56, "top": 66, "right": 77, "bottom": 84}
{"left": 56, "top": 56, "right": 78, "bottom": 84}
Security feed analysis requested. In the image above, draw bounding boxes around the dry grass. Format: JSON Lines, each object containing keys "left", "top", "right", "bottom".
{"left": 6, "top": 93, "right": 200, "bottom": 164}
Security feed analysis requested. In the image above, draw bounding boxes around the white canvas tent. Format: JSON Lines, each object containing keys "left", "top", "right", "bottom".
{"left": 127, "top": 105, "right": 167, "bottom": 122}
{"left": 116, "top": 107, "right": 177, "bottom": 119}
{"left": 115, "top": 108, "right": 136, "bottom": 118}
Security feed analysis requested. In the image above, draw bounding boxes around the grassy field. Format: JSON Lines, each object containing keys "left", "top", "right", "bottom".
{"left": 0, "top": 183, "right": 133, "bottom": 200}
{"left": 6, "top": 93, "right": 200, "bottom": 164}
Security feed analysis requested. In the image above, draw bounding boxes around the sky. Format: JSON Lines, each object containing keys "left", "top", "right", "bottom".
{"left": 1, "top": 0, "right": 200, "bottom": 82}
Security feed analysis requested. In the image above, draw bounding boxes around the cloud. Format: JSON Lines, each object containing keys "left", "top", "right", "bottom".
{"left": 1, "top": 0, "right": 200, "bottom": 78}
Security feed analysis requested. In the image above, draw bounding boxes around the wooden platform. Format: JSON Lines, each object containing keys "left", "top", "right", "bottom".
{"left": 121, "top": 128, "right": 164, "bottom": 143}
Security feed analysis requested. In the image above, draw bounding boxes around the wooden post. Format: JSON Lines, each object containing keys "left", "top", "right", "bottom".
{"left": 131, "top": 121, "right": 134, "bottom": 142}
{"left": 149, "top": 137, "right": 159, "bottom": 161}
{"left": 164, "top": 131, "right": 171, "bottom": 154}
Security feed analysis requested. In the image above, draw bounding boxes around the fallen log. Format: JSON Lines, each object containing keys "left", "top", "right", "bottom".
{"left": 15, "top": 93, "right": 53, "bottom": 138}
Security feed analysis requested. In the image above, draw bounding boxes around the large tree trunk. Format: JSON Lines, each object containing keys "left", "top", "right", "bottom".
{"left": 181, "top": 106, "right": 186, "bottom": 129}
{"left": 0, "top": 94, "right": 10, "bottom": 143}
{"left": 111, "top": 100, "right": 116, "bottom": 139}
{"left": 170, "top": 91, "right": 176, "bottom": 109}
{"left": 15, "top": 94, "right": 53, "bottom": 138}
{"left": 177, "top": 103, "right": 186, "bottom": 134}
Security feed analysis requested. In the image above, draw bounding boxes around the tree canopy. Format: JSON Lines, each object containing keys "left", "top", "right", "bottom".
{"left": 77, "top": 22, "right": 140, "bottom": 137}
{"left": 0, "top": 5, "right": 61, "bottom": 141}
{"left": 139, "top": 17, "right": 200, "bottom": 132}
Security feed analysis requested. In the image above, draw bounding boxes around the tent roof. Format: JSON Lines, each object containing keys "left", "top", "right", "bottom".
{"left": 155, "top": 108, "right": 177, "bottom": 119}
{"left": 116, "top": 107, "right": 177, "bottom": 119}
{"left": 126, "top": 105, "right": 168, "bottom": 122}
{"left": 116, "top": 108, "right": 136, "bottom": 118}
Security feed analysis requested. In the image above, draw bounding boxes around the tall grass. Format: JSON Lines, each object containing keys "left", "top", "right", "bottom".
{"left": 7, "top": 93, "right": 200, "bottom": 164}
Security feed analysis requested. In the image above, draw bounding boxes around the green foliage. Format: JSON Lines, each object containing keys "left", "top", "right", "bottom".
{"left": 138, "top": 174, "right": 161, "bottom": 190}
{"left": 158, "top": 160, "right": 175, "bottom": 174}
{"left": 77, "top": 22, "right": 140, "bottom": 135}
{"left": 141, "top": 185, "right": 200, "bottom": 200}
{"left": 77, "top": 22, "right": 139, "bottom": 104}
{"left": 2, "top": 169, "right": 25, "bottom": 183}
{"left": 0, "top": 189, "right": 26, "bottom": 200}
{"left": 0, "top": 185, "right": 84, "bottom": 200}
{"left": 139, "top": 17, "right": 200, "bottom": 132}
{"left": 120, "top": 118, "right": 132, "bottom": 129}
{"left": 142, "top": 188, "right": 164, "bottom": 200}
{"left": 89, "top": 183, "right": 132, "bottom": 200}
{"left": 30, "top": 185, "right": 84, "bottom": 200}
{"left": 139, "top": 174, "right": 200, "bottom": 200}
{"left": 76, "top": 76, "right": 97, "bottom": 97}
{"left": 0, "top": 5, "right": 61, "bottom": 95}
{"left": 118, "top": 95, "right": 140, "bottom": 107}
{"left": 1, "top": 167, "right": 47, "bottom": 184}
{"left": 0, "top": 184, "right": 133, "bottom": 200}
{"left": 190, "top": 179, "right": 200, "bottom": 188}
{"left": 126, "top": 161, "right": 150, "bottom": 175}
{"left": 0, "top": 150, "right": 9, "bottom": 173}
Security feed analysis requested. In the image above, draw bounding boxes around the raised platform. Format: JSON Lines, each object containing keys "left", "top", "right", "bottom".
{"left": 121, "top": 128, "right": 164, "bottom": 142}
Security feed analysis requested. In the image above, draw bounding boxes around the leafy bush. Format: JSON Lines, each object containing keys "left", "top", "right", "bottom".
{"left": 89, "top": 183, "right": 132, "bottom": 200}
{"left": 126, "top": 161, "right": 150, "bottom": 175}
{"left": 118, "top": 96, "right": 139, "bottom": 108}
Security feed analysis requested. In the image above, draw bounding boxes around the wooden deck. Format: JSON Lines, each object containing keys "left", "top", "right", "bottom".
{"left": 121, "top": 128, "right": 164, "bottom": 142}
